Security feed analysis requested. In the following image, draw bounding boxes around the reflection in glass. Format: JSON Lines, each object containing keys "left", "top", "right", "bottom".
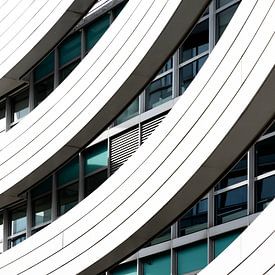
{"left": 255, "top": 175, "right": 275, "bottom": 212}
{"left": 216, "top": 0, "right": 233, "bottom": 8}
{"left": 145, "top": 73, "right": 172, "bottom": 110}
{"left": 143, "top": 252, "right": 170, "bottom": 275}
{"left": 215, "top": 155, "right": 247, "bottom": 190}
{"left": 85, "top": 169, "right": 107, "bottom": 197}
{"left": 34, "top": 76, "right": 54, "bottom": 107}
{"left": 10, "top": 235, "right": 26, "bottom": 248}
{"left": 34, "top": 51, "right": 54, "bottom": 82}
{"left": 11, "top": 89, "right": 29, "bottom": 123}
{"left": 158, "top": 58, "right": 173, "bottom": 74}
{"left": 32, "top": 194, "right": 51, "bottom": 226}
{"left": 0, "top": 101, "right": 5, "bottom": 132}
{"left": 59, "top": 59, "right": 80, "bottom": 83}
{"left": 11, "top": 206, "right": 27, "bottom": 234}
{"left": 216, "top": 4, "right": 239, "bottom": 41}
{"left": 255, "top": 136, "right": 275, "bottom": 176}
{"left": 115, "top": 97, "right": 139, "bottom": 125}
{"left": 146, "top": 227, "right": 171, "bottom": 247}
{"left": 264, "top": 121, "right": 275, "bottom": 135}
{"left": 215, "top": 186, "right": 247, "bottom": 225}
{"left": 179, "top": 55, "right": 208, "bottom": 95}
{"left": 179, "top": 20, "right": 209, "bottom": 64}
{"left": 179, "top": 199, "right": 207, "bottom": 236}
{"left": 58, "top": 183, "right": 78, "bottom": 216}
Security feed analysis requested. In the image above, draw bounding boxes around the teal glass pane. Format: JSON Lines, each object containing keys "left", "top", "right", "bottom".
{"left": 111, "top": 262, "right": 137, "bottom": 275}
{"left": 57, "top": 157, "right": 79, "bottom": 187}
{"left": 214, "top": 230, "right": 242, "bottom": 258}
{"left": 32, "top": 194, "right": 51, "bottom": 226}
{"left": 34, "top": 51, "right": 54, "bottom": 81}
{"left": 86, "top": 14, "right": 110, "bottom": 51}
{"left": 59, "top": 59, "right": 80, "bottom": 83}
{"left": 146, "top": 227, "right": 170, "bottom": 246}
{"left": 85, "top": 169, "right": 107, "bottom": 197}
{"left": 84, "top": 141, "right": 108, "bottom": 175}
{"left": 31, "top": 176, "right": 52, "bottom": 198}
{"left": 115, "top": 97, "right": 139, "bottom": 125}
{"left": 178, "top": 241, "right": 207, "bottom": 274}
{"left": 143, "top": 252, "right": 170, "bottom": 275}
{"left": 59, "top": 32, "right": 81, "bottom": 67}
{"left": 58, "top": 182, "right": 78, "bottom": 216}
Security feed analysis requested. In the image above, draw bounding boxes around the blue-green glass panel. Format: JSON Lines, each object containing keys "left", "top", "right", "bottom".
{"left": 214, "top": 230, "right": 242, "bottom": 257}
{"left": 86, "top": 14, "right": 110, "bottom": 51}
{"left": 111, "top": 262, "right": 137, "bottom": 275}
{"left": 11, "top": 205, "right": 27, "bottom": 235}
{"left": 59, "top": 32, "right": 81, "bottom": 67}
{"left": 84, "top": 141, "right": 108, "bottom": 175}
{"left": 57, "top": 157, "right": 79, "bottom": 187}
{"left": 143, "top": 252, "right": 170, "bottom": 275}
{"left": 31, "top": 176, "right": 52, "bottom": 198}
{"left": 115, "top": 97, "right": 139, "bottom": 125}
{"left": 34, "top": 52, "right": 54, "bottom": 81}
{"left": 58, "top": 182, "right": 78, "bottom": 216}
{"left": 178, "top": 241, "right": 207, "bottom": 274}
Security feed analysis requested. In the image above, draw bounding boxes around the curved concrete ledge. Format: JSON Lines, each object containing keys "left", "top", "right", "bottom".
{"left": 0, "top": 0, "right": 97, "bottom": 96}
{"left": 199, "top": 198, "right": 275, "bottom": 275}
{"left": 0, "top": 0, "right": 210, "bottom": 206}
{"left": 0, "top": 0, "right": 273, "bottom": 274}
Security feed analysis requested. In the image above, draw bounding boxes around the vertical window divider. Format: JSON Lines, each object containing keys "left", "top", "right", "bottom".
{"left": 209, "top": 1, "right": 216, "bottom": 52}
{"left": 107, "top": 137, "right": 111, "bottom": 178}
{"left": 171, "top": 246, "right": 177, "bottom": 275}
{"left": 137, "top": 256, "right": 142, "bottom": 275}
{"left": 3, "top": 209, "right": 8, "bottom": 252}
{"left": 29, "top": 72, "right": 34, "bottom": 111}
{"left": 173, "top": 51, "right": 179, "bottom": 98}
{"left": 248, "top": 146, "right": 255, "bottom": 215}
{"left": 78, "top": 152, "right": 85, "bottom": 202}
{"left": 26, "top": 190, "right": 32, "bottom": 238}
{"left": 139, "top": 91, "right": 146, "bottom": 114}
{"left": 51, "top": 174, "right": 57, "bottom": 221}
{"left": 207, "top": 237, "right": 214, "bottom": 264}
{"left": 5, "top": 96, "right": 11, "bottom": 131}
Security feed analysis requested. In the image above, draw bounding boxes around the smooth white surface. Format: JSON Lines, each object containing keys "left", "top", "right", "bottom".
{"left": 0, "top": 0, "right": 97, "bottom": 96}
{"left": 0, "top": 0, "right": 274, "bottom": 274}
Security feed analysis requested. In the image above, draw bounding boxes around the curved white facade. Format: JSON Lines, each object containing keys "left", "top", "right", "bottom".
{"left": 0, "top": 0, "right": 274, "bottom": 274}
{"left": 0, "top": 0, "right": 210, "bottom": 206}
{"left": 0, "top": 0, "right": 275, "bottom": 274}
{"left": 0, "top": 0, "right": 97, "bottom": 96}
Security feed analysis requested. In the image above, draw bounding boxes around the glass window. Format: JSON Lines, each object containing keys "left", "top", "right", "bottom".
{"left": 0, "top": 214, "right": 3, "bottom": 253}
{"left": 177, "top": 241, "right": 207, "bottom": 274}
{"left": 31, "top": 176, "right": 52, "bottom": 198}
{"left": 84, "top": 141, "right": 108, "bottom": 175}
{"left": 0, "top": 101, "right": 5, "bottom": 132}
{"left": 215, "top": 154, "right": 247, "bottom": 190}
{"left": 115, "top": 97, "right": 139, "bottom": 125}
{"left": 86, "top": 14, "right": 110, "bottom": 51}
{"left": 34, "top": 51, "right": 54, "bottom": 82}
{"left": 59, "top": 32, "right": 81, "bottom": 67}
{"left": 215, "top": 185, "right": 247, "bottom": 225}
{"left": 59, "top": 59, "right": 80, "bottom": 83}
{"left": 158, "top": 58, "right": 173, "bottom": 75}
{"left": 11, "top": 89, "right": 29, "bottom": 123}
{"left": 255, "top": 136, "right": 275, "bottom": 176}
{"left": 85, "top": 169, "right": 107, "bottom": 197}
{"left": 143, "top": 252, "right": 170, "bottom": 275}
{"left": 32, "top": 194, "right": 51, "bottom": 227}
{"left": 264, "top": 121, "right": 275, "bottom": 135}
{"left": 145, "top": 73, "right": 172, "bottom": 110}
{"left": 216, "top": 0, "right": 234, "bottom": 9}
{"left": 111, "top": 262, "right": 137, "bottom": 275}
{"left": 10, "top": 205, "right": 27, "bottom": 235}
{"left": 58, "top": 182, "right": 78, "bottom": 216}
{"left": 145, "top": 227, "right": 171, "bottom": 247}
{"left": 179, "top": 55, "right": 208, "bottom": 95}
{"left": 57, "top": 157, "right": 79, "bottom": 188}
{"left": 255, "top": 175, "right": 275, "bottom": 212}
{"left": 216, "top": 4, "right": 239, "bottom": 41}
{"left": 178, "top": 198, "right": 207, "bottom": 236}
{"left": 179, "top": 19, "right": 209, "bottom": 64}
{"left": 214, "top": 230, "right": 242, "bottom": 258}
{"left": 9, "top": 235, "right": 26, "bottom": 248}
{"left": 34, "top": 76, "right": 54, "bottom": 107}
